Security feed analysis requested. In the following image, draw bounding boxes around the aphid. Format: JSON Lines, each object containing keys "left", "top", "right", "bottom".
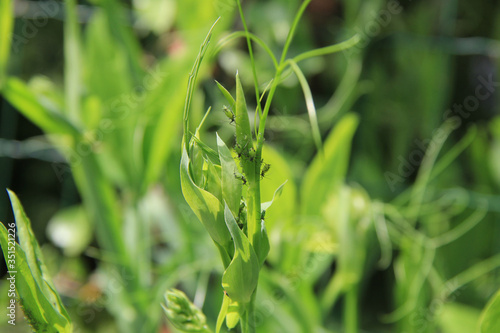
{"left": 234, "top": 172, "right": 247, "bottom": 185}
{"left": 260, "top": 163, "right": 271, "bottom": 178}
{"left": 234, "top": 141, "right": 252, "bottom": 160}
{"left": 223, "top": 105, "right": 236, "bottom": 124}
{"left": 247, "top": 148, "right": 256, "bottom": 162}
{"left": 236, "top": 201, "right": 246, "bottom": 227}
{"left": 260, "top": 209, "right": 266, "bottom": 221}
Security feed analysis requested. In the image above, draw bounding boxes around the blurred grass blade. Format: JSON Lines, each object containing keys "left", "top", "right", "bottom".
{"left": 0, "top": 190, "right": 72, "bottom": 332}
{"left": 430, "top": 199, "right": 488, "bottom": 248}
{"left": 222, "top": 204, "right": 259, "bottom": 303}
{"left": 292, "top": 34, "right": 361, "bottom": 63}
{"left": 213, "top": 32, "right": 278, "bottom": 69}
{"left": 288, "top": 60, "right": 322, "bottom": 153}
{"left": 64, "top": 0, "right": 82, "bottom": 123}
{"left": 0, "top": 0, "right": 13, "bottom": 88}
{"left": 70, "top": 153, "right": 129, "bottom": 266}
{"left": 99, "top": 0, "right": 144, "bottom": 83}
{"left": 479, "top": 288, "right": 500, "bottom": 332}
{"left": 301, "top": 113, "right": 359, "bottom": 215}
{"left": 3, "top": 78, "right": 80, "bottom": 136}
{"left": 408, "top": 120, "right": 456, "bottom": 223}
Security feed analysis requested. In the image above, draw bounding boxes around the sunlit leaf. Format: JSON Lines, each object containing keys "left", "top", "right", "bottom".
{"left": 221, "top": 204, "right": 259, "bottom": 303}
{"left": 479, "top": 288, "right": 500, "bottom": 333}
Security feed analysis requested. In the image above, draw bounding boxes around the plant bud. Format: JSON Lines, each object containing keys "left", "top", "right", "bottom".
{"left": 162, "top": 289, "right": 209, "bottom": 332}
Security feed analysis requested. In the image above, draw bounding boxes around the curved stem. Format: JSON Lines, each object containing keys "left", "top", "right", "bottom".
{"left": 213, "top": 31, "right": 278, "bottom": 69}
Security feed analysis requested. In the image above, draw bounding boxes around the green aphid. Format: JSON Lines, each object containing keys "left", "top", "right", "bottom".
{"left": 260, "top": 163, "right": 271, "bottom": 178}
{"left": 260, "top": 209, "right": 266, "bottom": 221}
{"left": 247, "top": 148, "right": 256, "bottom": 162}
{"left": 223, "top": 105, "right": 236, "bottom": 124}
{"left": 234, "top": 172, "right": 247, "bottom": 185}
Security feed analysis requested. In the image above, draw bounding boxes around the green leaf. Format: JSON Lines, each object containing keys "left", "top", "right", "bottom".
{"left": 0, "top": 191, "right": 72, "bottom": 332}
{"left": 192, "top": 135, "right": 220, "bottom": 165}
{"left": 64, "top": 0, "right": 82, "bottom": 124}
{"left": 180, "top": 147, "right": 231, "bottom": 246}
{"left": 221, "top": 204, "right": 259, "bottom": 304}
{"left": 301, "top": 113, "right": 359, "bottom": 215}
{"left": 84, "top": 9, "right": 133, "bottom": 105}
{"left": 216, "top": 293, "right": 230, "bottom": 333}
{"left": 0, "top": 0, "right": 13, "bottom": 88}
{"left": 216, "top": 80, "right": 236, "bottom": 111}
{"left": 479, "top": 288, "right": 500, "bottom": 333}
{"left": 217, "top": 134, "right": 242, "bottom": 218}
{"left": 3, "top": 78, "right": 80, "bottom": 136}
{"left": 288, "top": 60, "right": 322, "bottom": 153}
{"left": 261, "top": 181, "right": 287, "bottom": 212}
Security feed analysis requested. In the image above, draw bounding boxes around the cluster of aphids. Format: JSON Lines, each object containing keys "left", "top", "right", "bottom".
{"left": 235, "top": 201, "right": 267, "bottom": 231}
{"left": 236, "top": 200, "right": 247, "bottom": 230}
{"left": 233, "top": 143, "right": 271, "bottom": 182}
{"left": 223, "top": 105, "right": 271, "bottom": 184}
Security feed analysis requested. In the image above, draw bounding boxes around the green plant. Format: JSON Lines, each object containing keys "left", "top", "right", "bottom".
{"left": 174, "top": 1, "right": 360, "bottom": 332}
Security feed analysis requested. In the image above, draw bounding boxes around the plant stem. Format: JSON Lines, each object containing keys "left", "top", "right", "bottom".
{"left": 241, "top": 293, "right": 257, "bottom": 333}
{"left": 344, "top": 285, "right": 359, "bottom": 333}
{"left": 236, "top": 0, "right": 262, "bottom": 117}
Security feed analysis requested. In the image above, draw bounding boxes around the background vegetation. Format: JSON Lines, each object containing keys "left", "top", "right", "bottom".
{"left": 0, "top": 0, "right": 499, "bottom": 332}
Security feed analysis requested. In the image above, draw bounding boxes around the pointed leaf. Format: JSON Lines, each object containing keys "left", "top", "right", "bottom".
{"left": 301, "top": 113, "right": 359, "bottom": 215}
{"left": 216, "top": 80, "right": 236, "bottom": 111}
{"left": 181, "top": 148, "right": 231, "bottom": 246}
{"left": 261, "top": 181, "right": 287, "bottom": 212}
{"left": 3, "top": 78, "right": 80, "bottom": 136}
{"left": 217, "top": 134, "right": 242, "bottom": 217}
{"left": 0, "top": 191, "right": 72, "bottom": 332}
{"left": 0, "top": 224, "right": 72, "bottom": 332}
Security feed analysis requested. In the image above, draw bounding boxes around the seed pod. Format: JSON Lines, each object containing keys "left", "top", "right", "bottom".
{"left": 162, "top": 289, "right": 209, "bottom": 332}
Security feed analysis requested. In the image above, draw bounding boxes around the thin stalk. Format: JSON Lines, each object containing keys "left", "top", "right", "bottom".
{"left": 292, "top": 34, "right": 360, "bottom": 63}
{"left": 279, "top": 0, "right": 313, "bottom": 64}
{"left": 236, "top": 0, "right": 262, "bottom": 117}
{"left": 246, "top": 164, "right": 261, "bottom": 256}
{"left": 344, "top": 285, "right": 359, "bottom": 333}
{"left": 213, "top": 31, "right": 278, "bottom": 69}
{"left": 256, "top": 0, "right": 313, "bottom": 155}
